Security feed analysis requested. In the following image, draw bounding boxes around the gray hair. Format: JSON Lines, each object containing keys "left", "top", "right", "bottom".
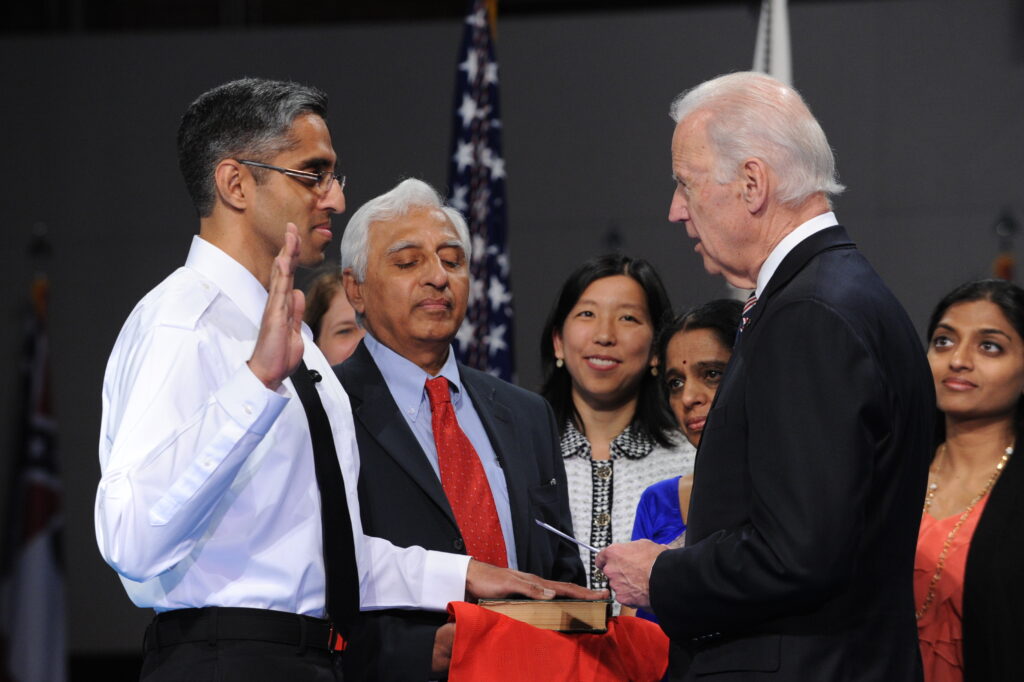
{"left": 177, "top": 77, "right": 328, "bottom": 217}
{"left": 340, "top": 178, "right": 471, "bottom": 282}
{"left": 670, "top": 71, "right": 844, "bottom": 206}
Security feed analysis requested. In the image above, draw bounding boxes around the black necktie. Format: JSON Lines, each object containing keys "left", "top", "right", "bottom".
{"left": 290, "top": 360, "right": 360, "bottom": 635}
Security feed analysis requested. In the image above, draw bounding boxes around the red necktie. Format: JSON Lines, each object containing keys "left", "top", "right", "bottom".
{"left": 425, "top": 376, "right": 508, "bottom": 568}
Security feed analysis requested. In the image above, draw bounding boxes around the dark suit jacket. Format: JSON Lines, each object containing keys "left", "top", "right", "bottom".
{"left": 963, "top": 446, "right": 1024, "bottom": 681}
{"left": 336, "top": 341, "right": 585, "bottom": 681}
{"left": 650, "top": 226, "right": 934, "bottom": 681}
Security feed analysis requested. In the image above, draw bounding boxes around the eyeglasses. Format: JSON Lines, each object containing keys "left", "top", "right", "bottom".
{"left": 237, "top": 159, "right": 346, "bottom": 195}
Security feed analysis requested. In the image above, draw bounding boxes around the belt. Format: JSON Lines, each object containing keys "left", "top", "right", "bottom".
{"left": 144, "top": 607, "right": 347, "bottom": 654}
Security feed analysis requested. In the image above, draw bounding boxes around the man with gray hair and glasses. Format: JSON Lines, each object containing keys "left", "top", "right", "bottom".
{"left": 334, "top": 178, "right": 585, "bottom": 681}
{"left": 597, "top": 72, "right": 933, "bottom": 681}
{"left": 95, "top": 78, "right": 597, "bottom": 682}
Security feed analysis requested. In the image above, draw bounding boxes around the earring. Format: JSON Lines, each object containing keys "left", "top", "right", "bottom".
{"left": 555, "top": 358, "right": 564, "bottom": 368}
{"left": 650, "top": 366, "right": 658, "bottom": 377}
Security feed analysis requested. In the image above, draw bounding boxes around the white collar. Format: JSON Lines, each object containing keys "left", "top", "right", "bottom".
{"left": 184, "top": 235, "right": 269, "bottom": 328}
{"left": 755, "top": 212, "right": 838, "bottom": 297}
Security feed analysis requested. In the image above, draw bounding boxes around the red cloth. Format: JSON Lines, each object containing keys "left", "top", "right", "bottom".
{"left": 426, "top": 377, "right": 508, "bottom": 567}
{"left": 446, "top": 602, "right": 669, "bottom": 682}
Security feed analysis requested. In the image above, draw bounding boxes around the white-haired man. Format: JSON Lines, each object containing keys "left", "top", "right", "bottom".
{"left": 597, "top": 72, "right": 934, "bottom": 681}
{"left": 333, "top": 178, "right": 586, "bottom": 681}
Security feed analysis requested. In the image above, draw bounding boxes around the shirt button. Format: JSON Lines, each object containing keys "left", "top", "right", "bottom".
{"left": 597, "top": 467, "right": 612, "bottom": 480}
{"left": 453, "top": 538, "right": 465, "bottom": 551}
{"left": 243, "top": 403, "right": 253, "bottom": 415}
{"left": 595, "top": 512, "right": 610, "bottom": 527}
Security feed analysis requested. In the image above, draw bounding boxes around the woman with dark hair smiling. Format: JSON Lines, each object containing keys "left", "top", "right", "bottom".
{"left": 540, "top": 254, "right": 695, "bottom": 590}
{"left": 917, "top": 279, "right": 1024, "bottom": 682}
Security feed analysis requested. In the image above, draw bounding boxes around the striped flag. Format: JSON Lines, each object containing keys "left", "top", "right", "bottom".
{"left": 448, "top": 0, "right": 515, "bottom": 381}
{"left": 0, "top": 267, "right": 66, "bottom": 682}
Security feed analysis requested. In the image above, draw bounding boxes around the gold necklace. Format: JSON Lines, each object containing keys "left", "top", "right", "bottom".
{"left": 916, "top": 442, "right": 1013, "bottom": 620}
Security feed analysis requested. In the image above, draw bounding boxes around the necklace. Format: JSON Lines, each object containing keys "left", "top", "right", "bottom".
{"left": 916, "top": 443, "right": 1013, "bottom": 620}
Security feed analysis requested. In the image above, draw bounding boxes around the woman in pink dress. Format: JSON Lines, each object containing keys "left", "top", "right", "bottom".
{"left": 918, "top": 279, "right": 1024, "bottom": 682}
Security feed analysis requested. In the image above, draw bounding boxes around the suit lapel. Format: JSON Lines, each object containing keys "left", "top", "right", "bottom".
{"left": 743, "top": 226, "right": 855, "bottom": 334}
{"left": 340, "top": 342, "right": 458, "bottom": 528}
{"left": 461, "top": 367, "right": 532, "bottom": 567}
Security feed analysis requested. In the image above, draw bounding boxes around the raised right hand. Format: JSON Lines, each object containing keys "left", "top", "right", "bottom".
{"left": 248, "top": 223, "right": 306, "bottom": 390}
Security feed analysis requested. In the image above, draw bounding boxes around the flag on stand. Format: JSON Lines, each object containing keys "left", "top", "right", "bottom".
{"left": 448, "top": 0, "right": 515, "bottom": 382}
{"left": 753, "top": 0, "right": 792, "bottom": 86}
{"left": 0, "top": 263, "right": 66, "bottom": 682}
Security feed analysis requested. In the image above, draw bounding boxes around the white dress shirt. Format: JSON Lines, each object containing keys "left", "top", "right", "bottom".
{"left": 95, "top": 236, "right": 469, "bottom": 616}
{"left": 755, "top": 212, "right": 838, "bottom": 298}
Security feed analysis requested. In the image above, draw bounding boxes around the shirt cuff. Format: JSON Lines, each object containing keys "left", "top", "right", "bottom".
{"left": 419, "top": 551, "right": 471, "bottom": 611}
{"left": 218, "top": 363, "right": 289, "bottom": 434}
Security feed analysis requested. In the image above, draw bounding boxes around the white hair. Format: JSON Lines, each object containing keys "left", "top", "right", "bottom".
{"left": 670, "top": 71, "right": 845, "bottom": 205}
{"left": 340, "top": 177, "right": 471, "bottom": 281}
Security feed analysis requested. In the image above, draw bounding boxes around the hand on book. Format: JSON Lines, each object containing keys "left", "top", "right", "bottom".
{"left": 595, "top": 540, "right": 669, "bottom": 610}
{"left": 465, "top": 559, "right": 608, "bottom": 602}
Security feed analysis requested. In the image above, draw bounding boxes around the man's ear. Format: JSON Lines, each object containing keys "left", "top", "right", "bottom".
{"left": 740, "top": 157, "right": 769, "bottom": 214}
{"left": 214, "top": 159, "right": 248, "bottom": 211}
{"left": 342, "top": 268, "right": 366, "bottom": 315}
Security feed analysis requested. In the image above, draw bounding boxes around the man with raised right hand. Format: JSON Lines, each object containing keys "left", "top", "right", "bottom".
{"left": 95, "top": 77, "right": 598, "bottom": 682}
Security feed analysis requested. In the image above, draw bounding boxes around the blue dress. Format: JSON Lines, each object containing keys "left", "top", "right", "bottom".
{"left": 631, "top": 476, "right": 686, "bottom": 623}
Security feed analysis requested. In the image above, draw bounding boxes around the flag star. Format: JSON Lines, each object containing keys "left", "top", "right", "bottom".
{"left": 459, "top": 50, "right": 480, "bottom": 83}
{"left": 472, "top": 234, "right": 487, "bottom": 264}
{"left": 453, "top": 141, "right": 475, "bottom": 172}
{"left": 472, "top": 186, "right": 491, "bottom": 217}
{"left": 496, "top": 252, "right": 510, "bottom": 277}
{"left": 488, "top": 153, "right": 506, "bottom": 180}
{"left": 484, "top": 61, "right": 499, "bottom": 85}
{"left": 457, "top": 95, "right": 478, "bottom": 128}
{"left": 467, "top": 8, "right": 486, "bottom": 28}
{"left": 469, "top": 277, "right": 486, "bottom": 304}
{"left": 451, "top": 184, "right": 469, "bottom": 212}
{"left": 487, "top": 276, "right": 512, "bottom": 311}
{"left": 485, "top": 324, "right": 508, "bottom": 356}
{"left": 455, "top": 318, "right": 476, "bottom": 352}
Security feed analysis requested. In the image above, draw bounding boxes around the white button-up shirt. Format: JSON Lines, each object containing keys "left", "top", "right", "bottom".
{"left": 95, "top": 236, "right": 469, "bottom": 615}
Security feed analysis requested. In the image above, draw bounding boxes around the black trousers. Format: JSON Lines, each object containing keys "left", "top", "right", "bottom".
{"left": 141, "top": 608, "right": 344, "bottom": 682}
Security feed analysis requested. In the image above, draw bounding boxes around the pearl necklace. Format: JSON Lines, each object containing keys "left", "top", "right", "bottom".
{"left": 916, "top": 443, "right": 1013, "bottom": 620}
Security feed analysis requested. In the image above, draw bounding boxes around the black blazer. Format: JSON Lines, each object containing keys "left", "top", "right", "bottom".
{"left": 650, "top": 227, "right": 934, "bottom": 681}
{"left": 336, "top": 341, "right": 585, "bottom": 681}
{"left": 963, "top": 447, "right": 1024, "bottom": 681}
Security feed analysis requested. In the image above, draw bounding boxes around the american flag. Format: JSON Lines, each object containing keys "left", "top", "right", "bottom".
{"left": 448, "top": 0, "right": 515, "bottom": 381}
{"left": 0, "top": 265, "right": 66, "bottom": 682}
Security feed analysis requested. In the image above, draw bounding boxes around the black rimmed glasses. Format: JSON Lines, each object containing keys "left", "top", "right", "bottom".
{"left": 237, "top": 160, "right": 346, "bottom": 195}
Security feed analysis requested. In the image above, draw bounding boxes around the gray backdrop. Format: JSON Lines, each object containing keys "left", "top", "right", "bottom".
{"left": 1, "top": 0, "right": 1022, "bottom": 654}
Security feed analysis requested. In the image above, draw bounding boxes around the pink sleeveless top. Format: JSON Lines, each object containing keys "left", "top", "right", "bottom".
{"left": 914, "top": 495, "right": 990, "bottom": 682}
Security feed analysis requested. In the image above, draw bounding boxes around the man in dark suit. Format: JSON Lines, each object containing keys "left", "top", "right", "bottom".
{"left": 597, "top": 72, "right": 934, "bottom": 681}
{"left": 334, "top": 178, "right": 586, "bottom": 681}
